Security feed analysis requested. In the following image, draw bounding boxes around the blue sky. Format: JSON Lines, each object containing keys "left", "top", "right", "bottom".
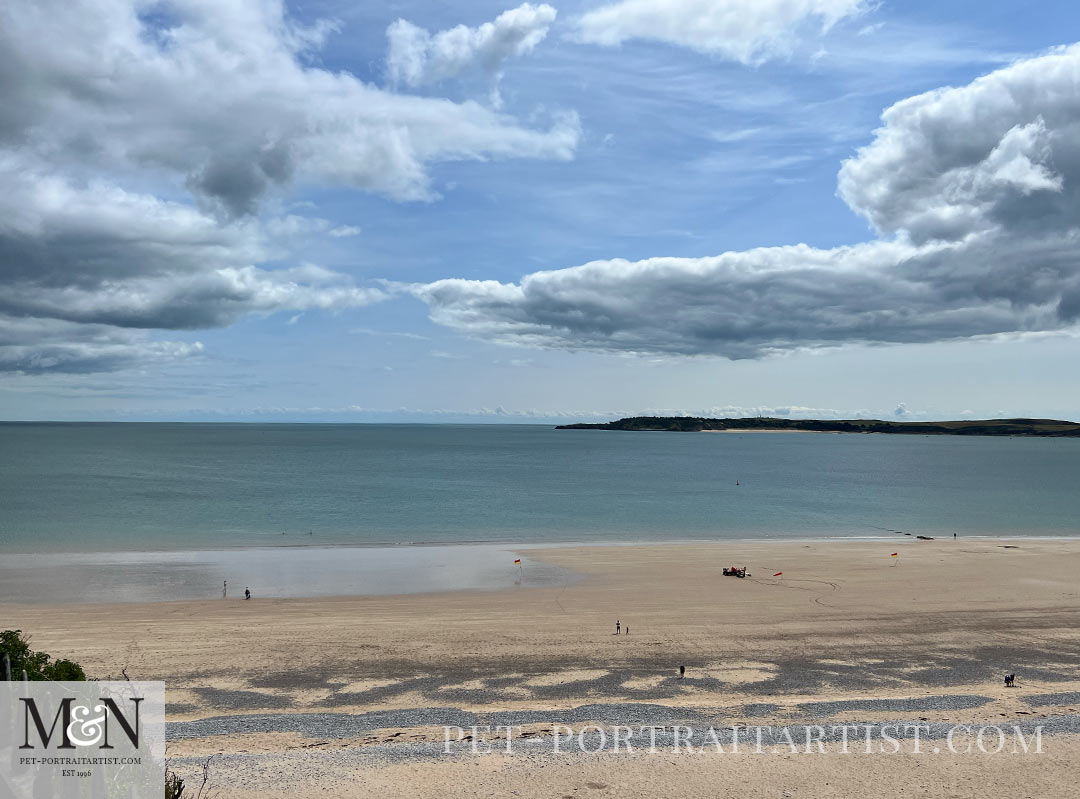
{"left": 3, "top": 0, "right": 1080, "bottom": 421}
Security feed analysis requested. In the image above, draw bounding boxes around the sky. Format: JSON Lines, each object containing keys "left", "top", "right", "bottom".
{"left": 3, "top": 0, "right": 1080, "bottom": 422}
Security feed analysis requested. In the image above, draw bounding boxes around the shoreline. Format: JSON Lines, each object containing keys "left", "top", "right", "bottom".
{"left": 4, "top": 530, "right": 1077, "bottom": 556}
{"left": 701, "top": 428, "right": 833, "bottom": 433}
{"left": 4, "top": 535, "right": 1080, "bottom": 604}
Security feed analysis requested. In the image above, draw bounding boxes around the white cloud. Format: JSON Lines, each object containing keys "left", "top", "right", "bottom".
{"left": 68, "top": 401, "right": 971, "bottom": 423}
{"left": 0, "top": 0, "right": 579, "bottom": 372}
{"left": 414, "top": 44, "right": 1080, "bottom": 357}
{"left": 2, "top": 0, "right": 577, "bottom": 209}
{"left": 387, "top": 4, "right": 557, "bottom": 88}
{"left": 837, "top": 48, "right": 1080, "bottom": 242}
{"left": 329, "top": 225, "right": 362, "bottom": 238}
{"left": 574, "top": 0, "right": 867, "bottom": 64}
{"left": 350, "top": 327, "right": 429, "bottom": 340}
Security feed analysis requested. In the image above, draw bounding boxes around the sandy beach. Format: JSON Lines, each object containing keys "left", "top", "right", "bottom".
{"left": 4, "top": 538, "right": 1080, "bottom": 796}
{"left": 8, "top": 0, "right": 1080, "bottom": 795}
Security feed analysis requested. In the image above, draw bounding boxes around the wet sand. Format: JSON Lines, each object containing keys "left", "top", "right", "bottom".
{"left": 0, "top": 544, "right": 570, "bottom": 603}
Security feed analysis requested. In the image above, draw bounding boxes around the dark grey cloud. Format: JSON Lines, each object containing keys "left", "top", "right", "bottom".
{"left": 415, "top": 44, "right": 1080, "bottom": 357}
{"left": 0, "top": 158, "right": 385, "bottom": 371}
{"left": 0, "top": 315, "right": 202, "bottom": 375}
{"left": 187, "top": 148, "right": 296, "bottom": 219}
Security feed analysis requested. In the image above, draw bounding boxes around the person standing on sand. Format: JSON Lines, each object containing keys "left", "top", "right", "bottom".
{"left": 223, "top": 580, "right": 227, "bottom": 599}
{"left": 244, "top": 587, "right": 251, "bottom": 600}
{"left": 625, "top": 625, "right": 629, "bottom": 635}
{"left": 679, "top": 665, "right": 685, "bottom": 679}
{"left": 616, "top": 620, "right": 620, "bottom": 635}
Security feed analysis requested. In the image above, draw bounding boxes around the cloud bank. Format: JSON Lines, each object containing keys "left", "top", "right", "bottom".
{"left": 574, "top": 0, "right": 867, "bottom": 63}
{"left": 416, "top": 44, "right": 1080, "bottom": 358}
{"left": 387, "top": 3, "right": 557, "bottom": 87}
{"left": 0, "top": 0, "right": 578, "bottom": 372}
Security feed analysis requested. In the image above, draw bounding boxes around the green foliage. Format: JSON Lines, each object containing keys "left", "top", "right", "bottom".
{"left": 0, "top": 629, "right": 86, "bottom": 680}
{"left": 556, "top": 416, "right": 1080, "bottom": 436}
{"left": 45, "top": 657, "right": 87, "bottom": 680}
{"left": 165, "top": 770, "right": 186, "bottom": 799}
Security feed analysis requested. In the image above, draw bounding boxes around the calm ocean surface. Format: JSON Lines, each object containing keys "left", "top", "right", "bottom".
{"left": 3, "top": 422, "right": 1079, "bottom": 553}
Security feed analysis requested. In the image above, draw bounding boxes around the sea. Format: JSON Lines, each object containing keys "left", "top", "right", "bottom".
{"left": 1, "top": 422, "right": 1078, "bottom": 602}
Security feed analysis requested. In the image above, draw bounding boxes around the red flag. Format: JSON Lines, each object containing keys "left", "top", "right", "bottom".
{"left": 773, "top": 571, "right": 783, "bottom": 576}
{"left": 890, "top": 552, "right": 898, "bottom": 557}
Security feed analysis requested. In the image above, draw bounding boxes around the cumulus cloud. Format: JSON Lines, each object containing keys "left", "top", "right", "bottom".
{"left": 387, "top": 4, "right": 557, "bottom": 88}
{"left": 574, "top": 0, "right": 866, "bottom": 63}
{"left": 414, "top": 44, "right": 1080, "bottom": 357}
{"left": 2, "top": 0, "right": 576, "bottom": 208}
{"left": 837, "top": 50, "right": 1080, "bottom": 242}
{"left": 0, "top": 315, "right": 204, "bottom": 375}
{"left": 0, "top": 0, "right": 578, "bottom": 373}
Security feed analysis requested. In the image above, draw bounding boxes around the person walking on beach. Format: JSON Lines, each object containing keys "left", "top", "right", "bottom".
{"left": 625, "top": 625, "right": 629, "bottom": 635}
{"left": 244, "top": 587, "right": 251, "bottom": 600}
{"left": 223, "top": 580, "right": 227, "bottom": 599}
{"left": 615, "top": 620, "right": 620, "bottom": 635}
{"left": 679, "top": 665, "right": 685, "bottom": 679}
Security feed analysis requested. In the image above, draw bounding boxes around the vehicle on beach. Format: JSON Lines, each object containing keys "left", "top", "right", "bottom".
{"left": 722, "top": 565, "right": 748, "bottom": 578}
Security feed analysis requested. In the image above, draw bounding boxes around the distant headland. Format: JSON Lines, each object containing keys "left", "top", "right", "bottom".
{"left": 555, "top": 417, "right": 1080, "bottom": 436}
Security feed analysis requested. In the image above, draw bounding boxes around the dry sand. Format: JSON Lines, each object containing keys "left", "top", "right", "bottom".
{"left": 187, "top": 739, "right": 1080, "bottom": 799}
{"left": 4, "top": 538, "right": 1080, "bottom": 796}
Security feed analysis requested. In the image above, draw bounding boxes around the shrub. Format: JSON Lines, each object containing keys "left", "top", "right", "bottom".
{"left": 165, "top": 770, "right": 186, "bottom": 799}
{"left": 0, "top": 629, "right": 86, "bottom": 680}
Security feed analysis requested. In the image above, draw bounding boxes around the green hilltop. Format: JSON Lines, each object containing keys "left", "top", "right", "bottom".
{"left": 555, "top": 417, "right": 1080, "bottom": 436}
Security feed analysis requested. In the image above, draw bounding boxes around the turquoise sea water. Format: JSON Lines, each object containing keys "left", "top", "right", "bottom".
{"left": 2, "top": 422, "right": 1079, "bottom": 554}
